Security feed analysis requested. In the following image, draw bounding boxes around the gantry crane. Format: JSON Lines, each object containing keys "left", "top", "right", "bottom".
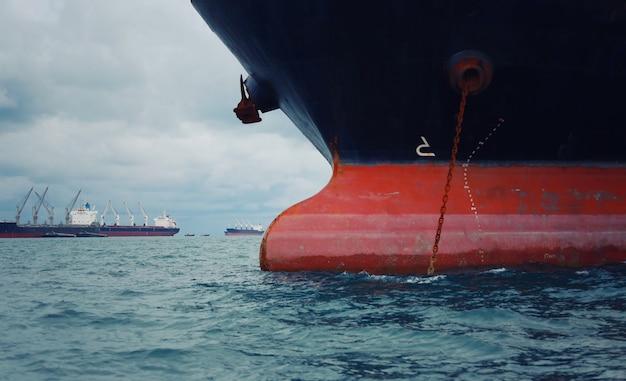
{"left": 65, "top": 190, "right": 81, "bottom": 224}
{"left": 138, "top": 202, "right": 149, "bottom": 226}
{"left": 31, "top": 186, "right": 48, "bottom": 225}
{"left": 123, "top": 202, "right": 135, "bottom": 226}
{"left": 101, "top": 200, "right": 120, "bottom": 226}
{"left": 15, "top": 186, "right": 34, "bottom": 224}
{"left": 35, "top": 190, "right": 55, "bottom": 225}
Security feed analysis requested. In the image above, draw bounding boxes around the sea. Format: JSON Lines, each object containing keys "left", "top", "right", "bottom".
{"left": 1, "top": 237, "right": 625, "bottom": 381}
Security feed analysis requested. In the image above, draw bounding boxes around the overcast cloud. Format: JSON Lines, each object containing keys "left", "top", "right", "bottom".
{"left": 0, "top": 0, "right": 331, "bottom": 235}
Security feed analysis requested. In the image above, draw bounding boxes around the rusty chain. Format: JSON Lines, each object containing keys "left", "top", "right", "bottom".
{"left": 427, "top": 87, "right": 469, "bottom": 275}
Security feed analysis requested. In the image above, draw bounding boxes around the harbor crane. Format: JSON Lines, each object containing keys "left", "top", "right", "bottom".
{"left": 35, "top": 191, "right": 55, "bottom": 225}
{"left": 65, "top": 190, "right": 81, "bottom": 224}
{"left": 101, "top": 200, "right": 120, "bottom": 226}
{"left": 15, "top": 186, "right": 34, "bottom": 224}
{"left": 123, "top": 202, "right": 135, "bottom": 226}
{"left": 138, "top": 202, "right": 149, "bottom": 226}
{"left": 31, "top": 186, "right": 49, "bottom": 225}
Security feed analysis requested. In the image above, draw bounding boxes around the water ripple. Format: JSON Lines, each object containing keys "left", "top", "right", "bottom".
{"left": 1, "top": 237, "right": 625, "bottom": 380}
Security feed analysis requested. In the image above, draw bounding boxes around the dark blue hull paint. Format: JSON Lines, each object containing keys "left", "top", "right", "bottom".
{"left": 0, "top": 222, "right": 101, "bottom": 238}
{"left": 192, "top": 0, "right": 626, "bottom": 166}
{"left": 99, "top": 226, "right": 180, "bottom": 236}
{"left": 224, "top": 228, "right": 264, "bottom": 236}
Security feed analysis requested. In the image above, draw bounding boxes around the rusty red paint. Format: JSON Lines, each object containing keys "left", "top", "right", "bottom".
{"left": 260, "top": 164, "right": 626, "bottom": 275}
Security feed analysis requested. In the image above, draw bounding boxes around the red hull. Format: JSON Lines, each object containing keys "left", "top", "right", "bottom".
{"left": 260, "top": 164, "right": 626, "bottom": 275}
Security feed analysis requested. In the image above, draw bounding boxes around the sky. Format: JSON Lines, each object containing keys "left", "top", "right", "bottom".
{"left": 0, "top": 0, "right": 332, "bottom": 235}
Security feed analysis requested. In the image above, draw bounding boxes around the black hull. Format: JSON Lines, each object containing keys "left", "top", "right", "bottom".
{"left": 193, "top": 0, "right": 626, "bottom": 165}
{"left": 99, "top": 226, "right": 180, "bottom": 237}
{"left": 0, "top": 222, "right": 102, "bottom": 238}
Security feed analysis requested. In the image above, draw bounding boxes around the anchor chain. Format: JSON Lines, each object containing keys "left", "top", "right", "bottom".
{"left": 427, "top": 87, "right": 469, "bottom": 275}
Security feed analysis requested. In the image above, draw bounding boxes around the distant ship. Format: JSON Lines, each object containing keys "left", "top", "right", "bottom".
{"left": 1, "top": 189, "right": 180, "bottom": 238}
{"left": 193, "top": 1, "right": 626, "bottom": 274}
{"left": 0, "top": 188, "right": 103, "bottom": 238}
{"left": 98, "top": 201, "right": 180, "bottom": 237}
{"left": 224, "top": 221, "right": 264, "bottom": 236}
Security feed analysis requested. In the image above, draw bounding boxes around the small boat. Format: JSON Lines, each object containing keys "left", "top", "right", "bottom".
{"left": 184, "top": 234, "right": 196, "bottom": 237}
{"left": 76, "top": 231, "right": 108, "bottom": 238}
{"left": 43, "top": 232, "right": 77, "bottom": 238}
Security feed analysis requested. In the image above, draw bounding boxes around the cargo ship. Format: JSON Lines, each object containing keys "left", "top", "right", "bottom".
{"left": 224, "top": 221, "right": 265, "bottom": 236}
{"left": 99, "top": 201, "right": 180, "bottom": 237}
{"left": 0, "top": 188, "right": 102, "bottom": 238}
{"left": 192, "top": 1, "right": 626, "bottom": 274}
{"left": 1, "top": 190, "right": 180, "bottom": 238}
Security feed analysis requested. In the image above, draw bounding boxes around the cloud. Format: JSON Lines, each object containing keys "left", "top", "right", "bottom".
{"left": 0, "top": 88, "right": 17, "bottom": 109}
{"left": 0, "top": 0, "right": 331, "bottom": 234}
